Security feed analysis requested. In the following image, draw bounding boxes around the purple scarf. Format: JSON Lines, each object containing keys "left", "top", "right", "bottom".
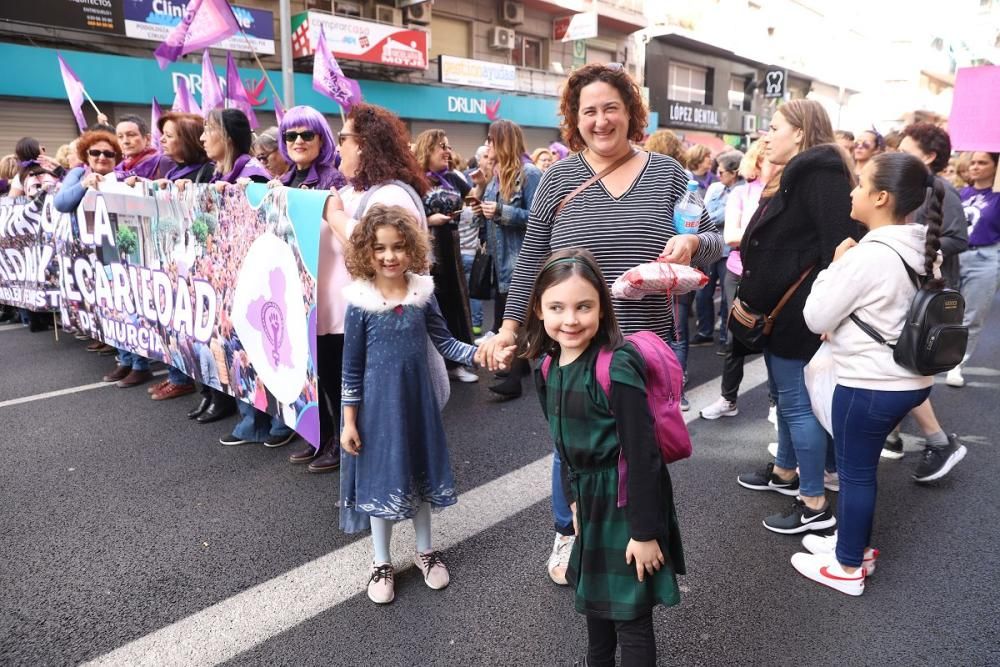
{"left": 165, "top": 161, "right": 211, "bottom": 182}
{"left": 217, "top": 154, "right": 272, "bottom": 184}
{"left": 426, "top": 169, "right": 457, "bottom": 192}
{"left": 279, "top": 161, "right": 347, "bottom": 190}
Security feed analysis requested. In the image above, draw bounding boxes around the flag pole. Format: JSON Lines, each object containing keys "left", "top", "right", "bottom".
{"left": 80, "top": 87, "right": 101, "bottom": 116}
{"left": 224, "top": 5, "right": 284, "bottom": 114}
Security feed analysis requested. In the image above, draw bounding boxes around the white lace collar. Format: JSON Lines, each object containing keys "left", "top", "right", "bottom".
{"left": 342, "top": 272, "right": 435, "bottom": 312}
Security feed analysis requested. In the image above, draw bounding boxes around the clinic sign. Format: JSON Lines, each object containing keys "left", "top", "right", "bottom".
{"left": 439, "top": 56, "right": 517, "bottom": 91}
{"left": 763, "top": 67, "right": 787, "bottom": 99}
{"left": 124, "top": 0, "right": 275, "bottom": 55}
{"left": 291, "top": 11, "right": 428, "bottom": 70}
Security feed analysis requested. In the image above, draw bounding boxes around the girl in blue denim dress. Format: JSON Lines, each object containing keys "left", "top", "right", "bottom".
{"left": 338, "top": 203, "right": 479, "bottom": 605}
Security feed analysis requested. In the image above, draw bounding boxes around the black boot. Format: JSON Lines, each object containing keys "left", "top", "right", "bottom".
{"left": 196, "top": 390, "right": 237, "bottom": 423}
{"left": 187, "top": 394, "right": 212, "bottom": 419}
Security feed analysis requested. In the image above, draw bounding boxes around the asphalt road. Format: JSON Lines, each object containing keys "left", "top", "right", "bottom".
{"left": 1, "top": 294, "right": 998, "bottom": 666}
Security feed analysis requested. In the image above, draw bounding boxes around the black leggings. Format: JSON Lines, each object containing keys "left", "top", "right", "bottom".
{"left": 317, "top": 334, "right": 345, "bottom": 446}
{"left": 586, "top": 613, "right": 656, "bottom": 667}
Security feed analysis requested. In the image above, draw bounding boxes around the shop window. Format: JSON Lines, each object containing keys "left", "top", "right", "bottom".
{"left": 513, "top": 35, "right": 544, "bottom": 70}
{"left": 669, "top": 62, "right": 707, "bottom": 104}
{"left": 728, "top": 75, "right": 746, "bottom": 111}
{"left": 587, "top": 47, "right": 614, "bottom": 65}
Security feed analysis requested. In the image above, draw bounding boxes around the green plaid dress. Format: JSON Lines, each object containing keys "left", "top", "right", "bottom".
{"left": 538, "top": 343, "right": 685, "bottom": 621}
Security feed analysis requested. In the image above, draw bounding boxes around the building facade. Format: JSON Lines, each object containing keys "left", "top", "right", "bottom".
{"left": 0, "top": 0, "right": 650, "bottom": 159}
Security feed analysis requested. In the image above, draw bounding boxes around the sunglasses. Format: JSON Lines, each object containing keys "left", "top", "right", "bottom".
{"left": 283, "top": 130, "right": 318, "bottom": 143}
{"left": 854, "top": 141, "right": 873, "bottom": 149}
{"left": 336, "top": 132, "right": 360, "bottom": 146}
{"left": 88, "top": 149, "right": 116, "bottom": 159}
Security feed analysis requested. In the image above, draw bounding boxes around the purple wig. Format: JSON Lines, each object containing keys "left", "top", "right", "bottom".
{"left": 278, "top": 105, "right": 338, "bottom": 168}
{"left": 549, "top": 141, "right": 569, "bottom": 159}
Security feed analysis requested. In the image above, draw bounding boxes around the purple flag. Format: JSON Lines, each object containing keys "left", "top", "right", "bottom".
{"left": 201, "top": 49, "right": 225, "bottom": 113}
{"left": 312, "top": 30, "right": 362, "bottom": 113}
{"left": 154, "top": 0, "right": 240, "bottom": 70}
{"left": 151, "top": 97, "right": 163, "bottom": 145}
{"left": 273, "top": 95, "right": 285, "bottom": 125}
{"left": 57, "top": 53, "right": 88, "bottom": 133}
{"left": 172, "top": 77, "right": 202, "bottom": 115}
{"left": 225, "top": 52, "right": 259, "bottom": 129}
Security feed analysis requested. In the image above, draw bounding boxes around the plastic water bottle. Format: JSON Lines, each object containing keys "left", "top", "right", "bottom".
{"left": 673, "top": 180, "right": 704, "bottom": 235}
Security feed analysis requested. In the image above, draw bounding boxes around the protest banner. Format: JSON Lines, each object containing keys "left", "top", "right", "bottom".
{"left": 0, "top": 196, "right": 62, "bottom": 312}
{"left": 0, "top": 184, "right": 324, "bottom": 446}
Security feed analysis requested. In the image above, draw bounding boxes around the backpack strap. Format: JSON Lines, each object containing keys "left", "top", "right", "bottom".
{"left": 594, "top": 346, "right": 615, "bottom": 398}
{"left": 540, "top": 354, "right": 552, "bottom": 380}
{"left": 849, "top": 240, "right": 922, "bottom": 348}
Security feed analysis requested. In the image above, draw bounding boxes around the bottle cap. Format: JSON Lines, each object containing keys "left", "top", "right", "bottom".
{"left": 686, "top": 180, "right": 699, "bottom": 191}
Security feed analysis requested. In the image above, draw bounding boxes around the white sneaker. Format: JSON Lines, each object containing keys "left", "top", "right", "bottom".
{"left": 791, "top": 551, "right": 865, "bottom": 596}
{"left": 801, "top": 532, "right": 878, "bottom": 576}
{"left": 547, "top": 533, "right": 575, "bottom": 586}
{"left": 700, "top": 397, "right": 739, "bottom": 420}
{"left": 448, "top": 366, "right": 478, "bottom": 383}
{"left": 767, "top": 442, "right": 778, "bottom": 458}
{"left": 768, "top": 405, "right": 777, "bottom": 426}
{"left": 824, "top": 470, "right": 840, "bottom": 493}
{"left": 474, "top": 331, "right": 496, "bottom": 346}
{"left": 945, "top": 366, "right": 965, "bottom": 388}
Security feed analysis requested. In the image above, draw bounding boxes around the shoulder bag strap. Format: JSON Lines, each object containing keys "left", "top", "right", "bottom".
{"left": 766, "top": 265, "right": 815, "bottom": 323}
{"left": 553, "top": 149, "right": 637, "bottom": 219}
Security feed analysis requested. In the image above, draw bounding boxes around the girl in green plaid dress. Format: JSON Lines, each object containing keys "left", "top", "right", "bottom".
{"left": 509, "top": 248, "right": 685, "bottom": 666}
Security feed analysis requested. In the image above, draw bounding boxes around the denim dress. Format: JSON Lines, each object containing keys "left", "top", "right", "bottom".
{"left": 339, "top": 273, "right": 476, "bottom": 533}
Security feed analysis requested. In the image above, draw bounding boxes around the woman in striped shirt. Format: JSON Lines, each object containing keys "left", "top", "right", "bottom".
{"left": 476, "top": 63, "right": 722, "bottom": 591}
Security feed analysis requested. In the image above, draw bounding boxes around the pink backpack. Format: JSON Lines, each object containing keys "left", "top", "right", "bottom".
{"left": 541, "top": 331, "right": 692, "bottom": 508}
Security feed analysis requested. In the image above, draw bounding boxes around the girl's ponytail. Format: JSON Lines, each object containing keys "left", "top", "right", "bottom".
{"left": 922, "top": 176, "right": 945, "bottom": 290}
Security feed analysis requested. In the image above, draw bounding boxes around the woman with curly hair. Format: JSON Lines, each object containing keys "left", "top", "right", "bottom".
{"left": 318, "top": 104, "right": 445, "bottom": 474}
{"left": 414, "top": 129, "right": 476, "bottom": 383}
{"left": 477, "top": 62, "right": 722, "bottom": 590}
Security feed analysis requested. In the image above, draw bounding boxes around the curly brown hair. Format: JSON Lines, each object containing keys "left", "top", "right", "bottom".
{"left": 347, "top": 104, "right": 429, "bottom": 195}
{"left": 558, "top": 63, "right": 648, "bottom": 153}
{"left": 76, "top": 130, "right": 123, "bottom": 165}
{"left": 345, "top": 204, "right": 431, "bottom": 280}
{"left": 644, "top": 129, "right": 685, "bottom": 163}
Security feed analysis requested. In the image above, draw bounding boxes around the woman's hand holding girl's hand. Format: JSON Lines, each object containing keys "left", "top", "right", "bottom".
{"left": 340, "top": 424, "right": 362, "bottom": 455}
{"left": 428, "top": 212, "right": 451, "bottom": 227}
{"left": 491, "top": 344, "right": 518, "bottom": 370}
{"left": 475, "top": 328, "right": 517, "bottom": 371}
{"left": 625, "top": 539, "right": 665, "bottom": 582}
{"left": 659, "top": 234, "right": 700, "bottom": 265}
{"left": 833, "top": 237, "right": 857, "bottom": 262}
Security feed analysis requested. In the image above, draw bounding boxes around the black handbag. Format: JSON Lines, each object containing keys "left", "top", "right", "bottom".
{"left": 467, "top": 244, "right": 494, "bottom": 300}
{"left": 728, "top": 266, "right": 814, "bottom": 352}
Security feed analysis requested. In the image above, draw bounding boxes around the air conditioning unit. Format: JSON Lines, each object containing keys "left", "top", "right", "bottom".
{"left": 489, "top": 26, "right": 516, "bottom": 50}
{"left": 743, "top": 114, "right": 758, "bottom": 133}
{"left": 374, "top": 4, "right": 401, "bottom": 25}
{"left": 403, "top": 2, "right": 431, "bottom": 25}
{"left": 333, "top": 0, "right": 363, "bottom": 18}
{"left": 501, "top": 0, "right": 524, "bottom": 26}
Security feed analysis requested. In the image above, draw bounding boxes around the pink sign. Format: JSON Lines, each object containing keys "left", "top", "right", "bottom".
{"left": 948, "top": 66, "right": 1000, "bottom": 152}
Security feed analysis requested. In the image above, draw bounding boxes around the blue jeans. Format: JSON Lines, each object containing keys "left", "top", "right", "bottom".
{"left": 669, "top": 292, "right": 694, "bottom": 371}
{"left": 117, "top": 348, "right": 149, "bottom": 371}
{"left": 957, "top": 244, "right": 1000, "bottom": 365}
{"left": 832, "top": 384, "right": 931, "bottom": 566}
{"left": 460, "top": 253, "right": 484, "bottom": 328}
{"left": 695, "top": 257, "right": 729, "bottom": 342}
{"left": 233, "top": 400, "right": 293, "bottom": 442}
{"left": 552, "top": 448, "right": 575, "bottom": 536}
{"left": 766, "top": 350, "right": 831, "bottom": 497}
{"left": 167, "top": 366, "right": 190, "bottom": 385}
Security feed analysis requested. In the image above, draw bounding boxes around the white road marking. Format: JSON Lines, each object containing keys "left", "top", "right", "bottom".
{"left": 0, "top": 323, "right": 26, "bottom": 331}
{"left": 0, "top": 371, "right": 167, "bottom": 410}
{"left": 85, "top": 358, "right": 770, "bottom": 666}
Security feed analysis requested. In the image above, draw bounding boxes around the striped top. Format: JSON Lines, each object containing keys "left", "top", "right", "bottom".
{"left": 505, "top": 151, "right": 723, "bottom": 341}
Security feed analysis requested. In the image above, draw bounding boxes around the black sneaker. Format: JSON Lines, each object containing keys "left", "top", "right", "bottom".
{"left": 881, "top": 433, "right": 904, "bottom": 460}
{"left": 763, "top": 498, "right": 837, "bottom": 534}
{"left": 220, "top": 434, "right": 254, "bottom": 446}
{"left": 738, "top": 462, "right": 800, "bottom": 496}
{"left": 914, "top": 435, "right": 967, "bottom": 483}
{"left": 264, "top": 431, "right": 297, "bottom": 448}
{"left": 690, "top": 334, "right": 714, "bottom": 347}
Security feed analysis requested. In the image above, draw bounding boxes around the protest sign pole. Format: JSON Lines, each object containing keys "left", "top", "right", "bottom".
{"left": 225, "top": 5, "right": 284, "bottom": 116}
{"left": 81, "top": 87, "right": 101, "bottom": 116}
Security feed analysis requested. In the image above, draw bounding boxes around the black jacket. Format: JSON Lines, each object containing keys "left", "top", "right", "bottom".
{"left": 737, "top": 144, "right": 862, "bottom": 360}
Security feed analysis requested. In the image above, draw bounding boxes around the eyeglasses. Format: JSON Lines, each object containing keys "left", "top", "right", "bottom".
{"left": 854, "top": 141, "right": 873, "bottom": 149}
{"left": 88, "top": 149, "right": 116, "bottom": 159}
{"left": 336, "top": 132, "right": 360, "bottom": 146}
{"left": 283, "top": 130, "right": 318, "bottom": 143}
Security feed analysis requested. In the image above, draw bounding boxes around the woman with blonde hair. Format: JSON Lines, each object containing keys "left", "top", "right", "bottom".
{"left": 645, "top": 129, "right": 685, "bottom": 164}
{"left": 735, "top": 99, "right": 860, "bottom": 535}
{"left": 473, "top": 118, "right": 542, "bottom": 398}
{"left": 530, "top": 147, "right": 553, "bottom": 171}
{"left": 414, "top": 128, "right": 476, "bottom": 383}
{"left": 686, "top": 144, "right": 716, "bottom": 195}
